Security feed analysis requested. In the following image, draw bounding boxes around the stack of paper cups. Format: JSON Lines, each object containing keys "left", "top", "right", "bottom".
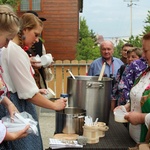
{"left": 83, "top": 125, "right": 99, "bottom": 144}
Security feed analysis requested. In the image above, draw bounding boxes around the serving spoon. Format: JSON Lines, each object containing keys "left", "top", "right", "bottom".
{"left": 66, "top": 69, "right": 76, "bottom": 79}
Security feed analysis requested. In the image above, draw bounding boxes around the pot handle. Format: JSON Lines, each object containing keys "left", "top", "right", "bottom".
{"left": 86, "top": 82, "right": 104, "bottom": 89}
{"left": 73, "top": 115, "right": 85, "bottom": 119}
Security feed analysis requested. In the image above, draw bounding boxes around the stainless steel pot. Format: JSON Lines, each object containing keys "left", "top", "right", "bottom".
{"left": 67, "top": 76, "right": 112, "bottom": 125}
{"left": 55, "top": 107, "right": 86, "bottom": 135}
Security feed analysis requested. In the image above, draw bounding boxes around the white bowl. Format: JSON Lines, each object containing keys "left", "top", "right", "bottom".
{"left": 41, "top": 54, "right": 53, "bottom": 68}
{"left": 32, "top": 55, "right": 41, "bottom": 62}
{"left": 114, "top": 108, "right": 128, "bottom": 123}
{"left": 114, "top": 113, "right": 128, "bottom": 123}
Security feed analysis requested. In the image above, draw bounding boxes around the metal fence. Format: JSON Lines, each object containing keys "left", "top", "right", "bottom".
{"left": 47, "top": 60, "right": 93, "bottom": 97}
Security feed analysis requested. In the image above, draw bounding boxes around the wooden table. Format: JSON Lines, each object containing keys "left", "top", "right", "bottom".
{"left": 46, "top": 113, "right": 136, "bottom": 150}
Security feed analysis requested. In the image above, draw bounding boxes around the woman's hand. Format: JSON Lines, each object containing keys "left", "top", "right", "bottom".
{"left": 4, "top": 125, "right": 30, "bottom": 141}
{"left": 30, "top": 57, "right": 42, "bottom": 69}
{"left": 124, "top": 103, "right": 130, "bottom": 112}
{"left": 53, "top": 98, "right": 67, "bottom": 111}
{"left": 1, "top": 97, "right": 19, "bottom": 118}
{"left": 6, "top": 102, "right": 19, "bottom": 119}
{"left": 39, "top": 89, "right": 48, "bottom": 95}
{"left": 124, "top": 112, "right": 146, "bottom": 125}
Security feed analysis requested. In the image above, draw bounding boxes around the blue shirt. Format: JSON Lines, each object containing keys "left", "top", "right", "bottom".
{"left": 88, "top": 57, "right": 124, "bottom": 78}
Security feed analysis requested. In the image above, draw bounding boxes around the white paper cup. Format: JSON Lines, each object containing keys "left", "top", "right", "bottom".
{"left": 114, "top": 106, "right": 128, "bottom": 123}
{"left": 114, "top": 109, "right": 128, "bottom": 123}
{"left": 41, "top": 54, "right": 53, "bottom": 68}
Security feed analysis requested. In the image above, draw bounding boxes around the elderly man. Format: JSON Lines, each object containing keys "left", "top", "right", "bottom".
{"left": 88, "top": 40, "right": 123, "bottom": 78}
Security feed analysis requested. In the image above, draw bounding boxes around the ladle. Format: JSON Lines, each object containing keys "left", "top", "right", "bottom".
{"left": 66, "top": 69, "right": 75, "bottom": 79}
{"left": 98, "top": 62, "right": 106, "bottom": 81}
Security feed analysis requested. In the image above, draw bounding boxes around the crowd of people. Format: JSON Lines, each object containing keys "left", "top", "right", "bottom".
{"left": 115, "top": 33, "right": 150, "bottom": 143}
{"left": 87, "top": 35, "right": 150, "bottom": 144}
{"left": 0, "top": 3, "right": 150, "bottom": 150}
{"left": 0, "top": 4, "right": 66, "bottom": 150}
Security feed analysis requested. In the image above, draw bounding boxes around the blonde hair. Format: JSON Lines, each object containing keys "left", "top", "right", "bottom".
{"left": 127, "top": 47, "right": 143, "bottom": 58}
{"left": 20, "top": 13, "right": 43, "bottom": 31}
{"left": 18, "top": 13, "right": 43, "bottom": 47}
{"left": 0, "top": 4, "right": 19, "bottom": 34}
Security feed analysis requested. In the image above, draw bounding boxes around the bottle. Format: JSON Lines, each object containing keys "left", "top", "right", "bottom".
{"left": 60, "top": 93, "right": 69, "bottom": 108}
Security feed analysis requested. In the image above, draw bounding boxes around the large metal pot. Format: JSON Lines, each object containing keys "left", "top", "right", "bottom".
{"left": 55, "top": 107, "right": 86, "bottom": 135}
{"left": 67, "top": 76, "right": 112, "bottom": 125}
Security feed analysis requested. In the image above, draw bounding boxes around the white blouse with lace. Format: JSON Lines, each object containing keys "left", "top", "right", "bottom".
{"left": 130, "top": 71, "right": 150, "bottom": 143}
{"left": 1, "top": 41, "right": 39, "bottom": 99}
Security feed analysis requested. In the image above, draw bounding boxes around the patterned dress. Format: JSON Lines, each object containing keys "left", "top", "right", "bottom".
{"left": 8, "top": 93, "right": 43, "bottom": 150}
{"left": 123, "top": 58, "right": 147, "bottom": 101}
{"left": 0, "top": 67, "right": 11, "bottom": 150}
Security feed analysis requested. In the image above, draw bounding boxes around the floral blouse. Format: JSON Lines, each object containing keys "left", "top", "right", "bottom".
{"left": 122, "top": 58, "right": 147, "bottom": 101}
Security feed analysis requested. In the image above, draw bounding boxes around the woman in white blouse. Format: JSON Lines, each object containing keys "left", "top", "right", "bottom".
{"left": 0, "top": 12, "right": 66, "bottom": 150}
{"left": 115, "top": 33, "right": 150, "bottom": 143}
{"left": 0, "top": 4, "right": 30, "bottom": 149}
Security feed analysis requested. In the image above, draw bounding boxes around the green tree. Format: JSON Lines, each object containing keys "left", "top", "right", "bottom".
{"left": 79, "top": 17, "right": 90, "bottom": 39}
{"left": 119, "top": 10, "right": 150, "bottom": 49}
{"left": 0, "top": 0, "right": 20, "bottom": 10}
{"left": 123, "top": 35, "right": 142, "bottom": 47}
{"left": 76, "top": 37, "right": 100, "bottom": 60}
{"left": 143, "top": 10, "right": 150, "bottom": 34}
{"left": 113, "top": 40, "right": 124, "bottom": 58}
{"left": 114, "top": 35, "right": 142, "bottom": 59}
{"left": 76, "top": 17, "right": 100, "bottom": 60}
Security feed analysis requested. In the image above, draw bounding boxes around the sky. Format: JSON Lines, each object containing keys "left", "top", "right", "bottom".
{"left": 80, "top": 0, "right": 150, "bottom": 41}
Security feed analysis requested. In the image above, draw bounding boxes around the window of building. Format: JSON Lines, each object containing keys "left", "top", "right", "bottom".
{"left": 20, "top": 0, "right": 41, "bottom": 11}
{"left": 32, "top": 0, "right": 41, "bottom": 10}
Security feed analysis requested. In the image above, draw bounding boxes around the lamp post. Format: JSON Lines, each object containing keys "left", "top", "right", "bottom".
{"left": 124, "top": 0, "right": 139, "bottom": 36}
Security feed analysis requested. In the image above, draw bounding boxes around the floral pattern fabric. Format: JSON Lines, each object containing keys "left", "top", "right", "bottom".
{"left": 122, "top": 58, "right": 147, "bottom": 101}
{"left": 112, "top": 64, "right": 127, "bottom": 105}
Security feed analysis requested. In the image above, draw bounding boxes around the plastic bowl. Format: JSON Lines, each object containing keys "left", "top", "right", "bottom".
{"left": 41, "top": 54, "right": 53, "bottom": 68}
{"left": 114, "top": 112, "right": 128, "bottom": 123}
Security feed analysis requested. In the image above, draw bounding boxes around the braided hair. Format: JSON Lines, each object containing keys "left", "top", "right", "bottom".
{"left": 0, "top": 4, "right": 19, "bottom": 35}
{"left": 17, "top": 13, "right": 43, "bottom": 48}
